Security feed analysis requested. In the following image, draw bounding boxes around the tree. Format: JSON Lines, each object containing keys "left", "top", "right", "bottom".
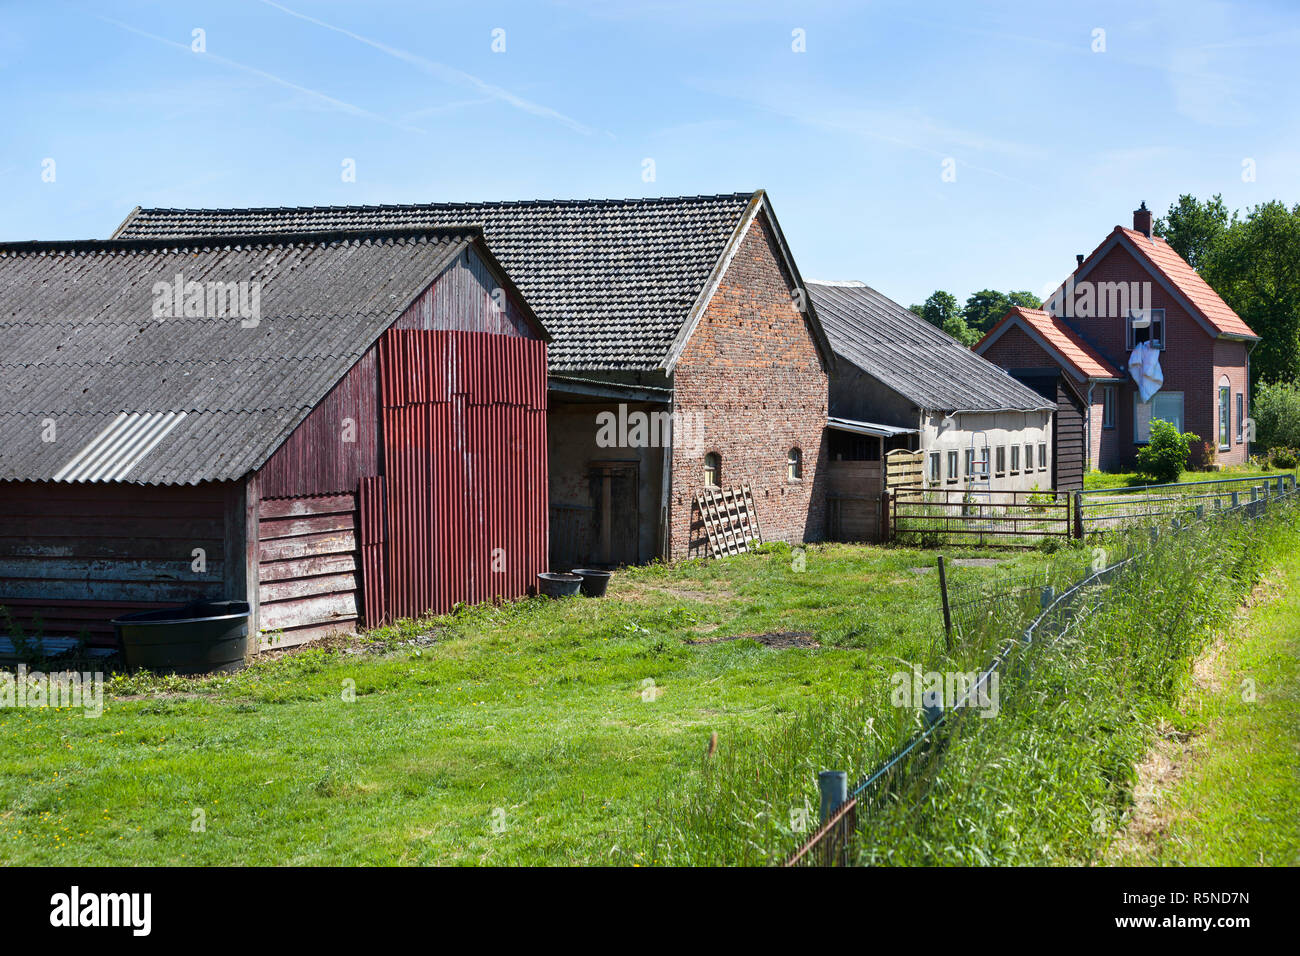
{"left": 962, "top": 289, "right": 1042, "bottom": 335}
{"left": 916, "top": 290, "right": 960, "bottom": 329}
{"left": 1213, "top": 201, "right": 1300, "bottom": 387}
{"left": 1154, "top": 193, "right": 1230, "bottom": 272}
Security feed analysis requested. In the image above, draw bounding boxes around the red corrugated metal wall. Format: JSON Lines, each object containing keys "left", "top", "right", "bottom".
{"left": 372, "top": 329, "right": 547, "bottom": 622}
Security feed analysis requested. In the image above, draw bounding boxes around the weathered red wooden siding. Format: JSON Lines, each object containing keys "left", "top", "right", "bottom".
{"left": 393, "top": 247, "right": 535, "bottom": 337}
{"left": 257, "top": 350, "right": 380, "bottom": 498}
{"left": 256, "top": 493, "right": 358, "bottom": 647}
{"left": 0, "top": 481, "right": 228, "bottom": 644}
{"left": 375, "top": 329, "right": 548, "bottom": 621}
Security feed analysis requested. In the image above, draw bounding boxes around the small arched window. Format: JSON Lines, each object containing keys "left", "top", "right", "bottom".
{"left": 787, "top": 447, "right": 803, "bottom": 480}
{"left": 704, "top": 452, "right": 721, "bottom": 488}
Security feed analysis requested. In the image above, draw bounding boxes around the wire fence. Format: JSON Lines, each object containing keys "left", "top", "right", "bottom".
{"left": 784, "top": 482, "right": 1298, "bottom": 867}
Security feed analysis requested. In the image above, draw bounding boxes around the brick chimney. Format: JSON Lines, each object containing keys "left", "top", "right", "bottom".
{"left": 1133, "top": 201, "right": 1153, "bottom": 238}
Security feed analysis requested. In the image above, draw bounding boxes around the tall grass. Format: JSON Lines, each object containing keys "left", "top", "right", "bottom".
{"left": 642, "top": 496, "right": 1300, "bottom": 865}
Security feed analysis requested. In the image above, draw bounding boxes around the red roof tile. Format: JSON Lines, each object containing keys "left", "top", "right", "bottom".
{"left": 1113, "top": 227, "right": 1256, "bottom": 338}
{"left": 977, "top": 307, "right": 1123, "bottom": 380}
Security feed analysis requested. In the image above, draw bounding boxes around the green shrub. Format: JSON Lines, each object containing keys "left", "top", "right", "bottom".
{"left": 1253, "top": 380, "right": 1300, "bottom": 450}
{"left": 1268, "top": 446, "right": 1299, "bottom": 469}
{"left": 1135, "top": 419, "right": 1199, "bottom": 484}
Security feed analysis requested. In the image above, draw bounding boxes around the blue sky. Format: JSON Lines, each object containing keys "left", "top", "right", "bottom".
{"left": 4, "top": 0, "right": 1299, "bottom": 308}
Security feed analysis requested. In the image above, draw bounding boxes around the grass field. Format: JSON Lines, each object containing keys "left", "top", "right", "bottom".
{"left": 1113, "top": 547, "right": 1300, "bottom": 866}
{"left": 0, "top": 542, "right": 1044, "bottom": 866}
{"left": 1083, "top": 465, "right": 1279, "bottom": 490}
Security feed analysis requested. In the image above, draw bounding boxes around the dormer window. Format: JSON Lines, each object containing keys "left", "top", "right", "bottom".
{"left": 1127, "top": 308, "right": 1165, "bottom": 350}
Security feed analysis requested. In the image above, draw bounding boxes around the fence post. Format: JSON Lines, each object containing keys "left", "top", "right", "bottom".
{"left": 1072, "top": 491, "right": 1084, "bottom": 539}
{"left": 818, "top": 770, "right": 847, "bottom": 826}
{"left": 1232, "top": 490, "right": 1240, "bottom": 509}
{"left": 1251, "top": 485, "right": 1259, "bottom": 503}
{"left": 1195, "top": 504, "right": 1205, "bottom": 519}
{"left": 879, "top": 490, "right": 892, "bottom": 543}
{"left": 1277, "top": 477, "right": 1285, "bottom": 496}
{"left": 937, "top": 555, "right": 953, "bottom": 651}
{"left": 1040, "top": 585, "right": 1055, "bottom": 609}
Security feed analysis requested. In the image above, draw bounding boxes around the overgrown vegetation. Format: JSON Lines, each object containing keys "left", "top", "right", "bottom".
{"left": 643, "top": 495, "right": 1300, "bottom": 865}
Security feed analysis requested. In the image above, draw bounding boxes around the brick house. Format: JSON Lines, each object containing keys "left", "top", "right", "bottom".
{"left": 115, "top": 191, "right": 835, "bottom": 563}
{"left": 977, "top": 203, "right": 1259, "bottom": 471}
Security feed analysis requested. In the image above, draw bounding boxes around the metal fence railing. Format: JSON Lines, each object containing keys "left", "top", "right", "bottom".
{"left": 891, "top": 487, "right": 1072, "bottom": 545}
{"left": 784, "top": 483, "right": 1298, "bottom": 867}
{"left": 1078, "top": 472, "right": 1296, "bottom": 533}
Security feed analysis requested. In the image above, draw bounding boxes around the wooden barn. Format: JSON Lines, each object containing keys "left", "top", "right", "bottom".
{"left": 0, "top": 227, "right": 549, "bottom": 652}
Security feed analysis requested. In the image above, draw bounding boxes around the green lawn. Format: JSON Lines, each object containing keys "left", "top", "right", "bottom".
{"left": 1083, "top": 465, "right": 1281, "bottom": 490}
{"left": 0, "top": 542, "right": 1043, "bottom": 866}
{"left": 1114, "top": 546, "right": 1300, "bottom": 866}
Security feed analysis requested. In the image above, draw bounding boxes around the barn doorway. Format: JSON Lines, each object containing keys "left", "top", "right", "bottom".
{"left": 589, "top": 460, "right": 639, "bottom": 568}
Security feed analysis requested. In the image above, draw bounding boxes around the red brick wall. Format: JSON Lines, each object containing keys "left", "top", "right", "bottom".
{"left": 1213, "top": 338, "right": 1250, "bottom": 466}
{"left": 979, "top": 324, "right": 1057, "bottom": 370}
{"left": 669, "top": 214, "right": 829, "bottom": 558}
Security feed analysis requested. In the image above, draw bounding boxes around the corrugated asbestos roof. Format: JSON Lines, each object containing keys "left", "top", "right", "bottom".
{"left": 115, "top": 193, "right": 759, "bottom": 372}
{"left": 0, "top": 229, "right": 479, "bottom": 484}
{"left": 808, "top": 281, "right": 1055, "bottom": 413}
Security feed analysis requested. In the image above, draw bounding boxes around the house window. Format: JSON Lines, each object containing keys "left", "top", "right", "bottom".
{"left": 1134, "top": 391, "right": 1184, "bottom": 442}
{"left": 1024, "top": 443, "right": 1034, "bottom": 472}
{"left": 787, "top": 447, "right": 803, "bottom": 480}
{"left": 928, "top": 451, "right": 941, "bottom": 484}
{"left": 703, "top": 452, "right": 721, "bottom": 488}
{"left": 1218, "top": 384, "right": 1231, "bottom": 450}
{"left": 1038, "top": 443, "right": 1047, "bottom": 470}
{"left": 1126, "top": 308, "right": 1165, "bottom": 350}
{"left": 964, "top": 449, "right": 975, "bottom": 478}
{"left": 995, "top": 446, "right": 1006, "bottom": 476}
{"left": 947, "top": 450, "right": 958, "bottom": 483}
{"left": 1236, "top": 393, "right": 1245, "bottom": 444}
{"left": 1102, "top": 386, "right": 1116, "bottom": 429}
{"left": 1011, "top": 445, "right": 1020, "bottom": 473}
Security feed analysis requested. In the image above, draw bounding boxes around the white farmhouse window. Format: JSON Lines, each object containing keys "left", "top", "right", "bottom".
{"left": 1134, "top": 391, "right": 1184, "bottom": 442}
{"left": 929, "top": 452, "right": 941, "bottom": 484}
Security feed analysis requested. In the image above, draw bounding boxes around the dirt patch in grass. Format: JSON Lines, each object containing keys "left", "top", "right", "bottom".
{"left": 686, "top": 630, "right": 820, "bottom": 649}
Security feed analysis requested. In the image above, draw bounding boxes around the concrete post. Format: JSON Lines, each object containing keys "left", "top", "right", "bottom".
{"left": 818, "top": 770, "right": 848, "bottom": 826}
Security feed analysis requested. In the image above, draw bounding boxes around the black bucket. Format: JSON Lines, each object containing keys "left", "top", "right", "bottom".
{"left": 571, "top": 569, "right": 612, "bottom": 598}
{"left": 112, "top": 600, "right": 252, "bottom": 674}
{"left": 537, "top": 572, "right": 583, "bottom": 598}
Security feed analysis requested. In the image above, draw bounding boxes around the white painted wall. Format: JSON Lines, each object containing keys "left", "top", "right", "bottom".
{"left": 919, "top": 409, "right": 1055, "bottom": 493}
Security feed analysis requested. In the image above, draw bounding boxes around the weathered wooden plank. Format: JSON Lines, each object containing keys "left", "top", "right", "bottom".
{"left": 258, "top": 530, "right": 356, "bottom": 563}
{"left": 0, "top": 557, "right": 223, "bottom": 583}
{"left": 258, "top": 619, "right": 356, "bottom": 651}
{"left": 0, "top": 537, "right": 224, "bottom": 560}
{"left": 259, "top": 592, "right": 358, "bottom": 632}
{"left": 0, "top": 515, "right": 223, "bottom": 539}
{"left": 0, "top": 578, "right": 220, "bottom": 601}
{"left": 258, "top": 572, "right": 357, "bottom": 604}
{"left": 259, "top": 552, "right": 358, "bottom": 583}
{"left": 258, "top": 494, "right": 357, "bottom": 520}
{"left": 258, "top": 512, "right": 356, "bottom": 540}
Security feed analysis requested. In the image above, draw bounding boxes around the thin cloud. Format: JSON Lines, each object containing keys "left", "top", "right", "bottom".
{"left": 256, "top": 0, "right": 597, "bottom": 136}
{"left": 98, "top": 17, "right": 427, "bottom": 135}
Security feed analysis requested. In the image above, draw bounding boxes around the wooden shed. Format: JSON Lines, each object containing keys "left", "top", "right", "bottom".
{"left": 0, "top": 227, "right": 549, "bottom": 653}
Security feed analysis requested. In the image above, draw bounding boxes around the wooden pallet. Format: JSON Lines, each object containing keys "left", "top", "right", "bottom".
{"left": 694, "top": 484, "right": 764, "bottom": 558}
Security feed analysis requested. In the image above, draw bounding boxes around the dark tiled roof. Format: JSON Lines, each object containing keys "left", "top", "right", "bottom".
{"left": 115, "top": 193, "right": 759, "bottom": 372}
{"left": 0, "top": 229, "right": 479, "bottom": 484}
{"left": 808, "top": 281, "right": 1054, "bottom": 413}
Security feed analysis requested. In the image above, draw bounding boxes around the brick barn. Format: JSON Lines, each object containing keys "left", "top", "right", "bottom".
{"left": 977, "top": 203, "right": 1259, "bottom": 471}
{"left": 807, "top": 281, "right": 1056, "bottom": 538}
{"left": 0, "top": 228, "right": 549, "bottom": 651}
{"left": 113, "top": 191, "right": 837, "bottom": 563}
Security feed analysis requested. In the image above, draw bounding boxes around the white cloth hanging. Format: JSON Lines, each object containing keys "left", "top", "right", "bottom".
{"left": 1128, "top": 341, "right": 1164, "bottom": 403}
